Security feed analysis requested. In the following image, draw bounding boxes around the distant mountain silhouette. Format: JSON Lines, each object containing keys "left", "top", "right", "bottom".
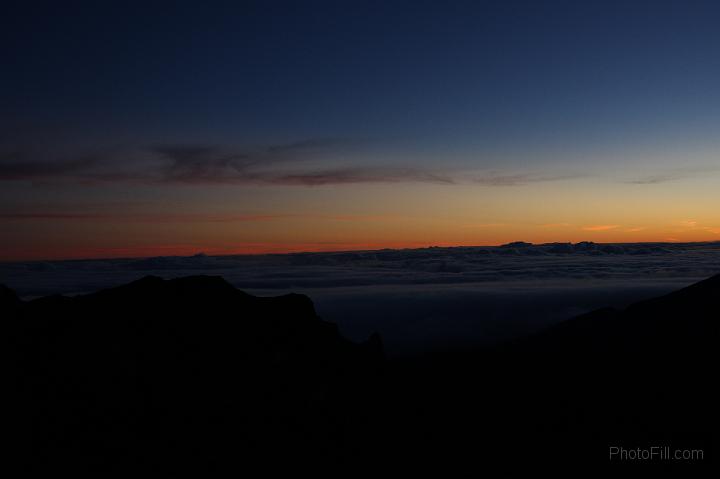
{"left": 6, "top": 274, "right": 715, "bottom": 473}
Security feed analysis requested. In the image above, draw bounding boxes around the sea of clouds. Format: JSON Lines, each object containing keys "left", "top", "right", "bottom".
{"left": 3, "top": 241, "right": 719, "bottom": 354}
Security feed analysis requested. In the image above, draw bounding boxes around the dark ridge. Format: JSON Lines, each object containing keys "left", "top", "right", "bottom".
{"left": 627, "top": 272, "right": 720, "bottom": 312}
{"left": 7, "top": 274, "right": 716, "bottom": 473}
{"left": 381, "top": 274, "right": 716, "bottom": 472}
{"left": 7, "top": 276, "right": 383, "bottom": 473}
{"left": 519, "top": 273, "right": 719, "bottom": 355}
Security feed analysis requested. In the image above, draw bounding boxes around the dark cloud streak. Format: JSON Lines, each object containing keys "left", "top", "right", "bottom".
{"left": 0, "top": 212, "right": 293, "bottom": 222}
{"left": 0, "top": 141, "right": 459, "bottom": 186}
{"left": 271, "top": 167, "right": 455, "bottom": 186}
{"left": 0, "top": 156, "right": 99, "bottom": 181}
{"left": 625, "top": 166, "right": 720, "bottom": 185}
{"left": 472, "top": 173, "right": 583, "bottom": 186}
{"left": 1, "top": 140, "right": 584, "bottom": 187}
{"left": 0, "top": 212, "right": 402, "bottom": 223}
{"left": 626, "top": 175, "right": 679, "bottom": 185}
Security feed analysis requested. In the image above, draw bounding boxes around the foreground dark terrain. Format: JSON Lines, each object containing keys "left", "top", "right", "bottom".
{"left": 6, "top": 274, "right": 716, "bottom": 473}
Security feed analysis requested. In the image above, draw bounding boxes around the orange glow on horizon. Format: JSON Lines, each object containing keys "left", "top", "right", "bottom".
{"left": 2, "top": 177, "right": 719, "bottom": 261}
{"left": 3, "top": 232, "right": 720, "bottom": 262}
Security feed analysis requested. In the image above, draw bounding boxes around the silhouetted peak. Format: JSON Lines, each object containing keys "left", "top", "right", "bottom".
{"left": 9, "top": 274, "right": 383, "bottom": 364}
{"left": 573, "top": 241, "right": 597, "bottom": 251}
{"left": 87, "top": 275, "right": 243, "bottom": 303}
{"left": 500, "top": 241, "right": 533, "bottom": 248}
{"left": 166, "top": 275, "right": 239, "bottom": 295}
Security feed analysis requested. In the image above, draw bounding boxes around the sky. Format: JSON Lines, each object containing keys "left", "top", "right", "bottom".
{"left": 2, "top": 0, "right": 719, "bottom": 260}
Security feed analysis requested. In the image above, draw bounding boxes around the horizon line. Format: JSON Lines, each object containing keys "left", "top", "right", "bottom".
{"left": 3, "top": 239, "right": 720, "bottom": 264}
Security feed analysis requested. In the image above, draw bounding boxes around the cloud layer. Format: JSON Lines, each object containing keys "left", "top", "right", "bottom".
{"left": 4, "top": 241, "right": 719, "bottom": 294}
{"left": 3, "top": 241, "right": 719, "bottom": 353}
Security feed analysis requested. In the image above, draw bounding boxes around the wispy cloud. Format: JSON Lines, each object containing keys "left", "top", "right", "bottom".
{"left": 0, "top": 156, "right": 100, "bottom": 181}
{"left": 472, "top": 173, "right": 582, "bottom": 187}
{"left": 269, "top": 167, "right": 454, "bottom": 186}
{"left": 0, "top": 211, "right": 406, "bottom": 223}
{"left": 625, "top": 166, "right": 720, "bottom": 185}
{"left": 0, "top": 141, "right": 583, "bottom": 187}
{"left": 675, "top": 219, "right": 720, "bottom": 236}
{"left": 582, "top": 224, "right": 621, "bottom": 231}
{"left": 154, "top": 143, "right": 456, "bottom": 185}
{"left": 625, "top": 175, "right": 680, "bottom": 185}
{"left": 152, "top": 145, "right": 255, "bottom": 184}
{"left": 0, "top": 140, "right": 455, "bottom": 186}
{"left": 0, "top": 212, "right": 294, "bottom": 222}
{"left": 461, "top": 223, "right": 506, "bottom": 229}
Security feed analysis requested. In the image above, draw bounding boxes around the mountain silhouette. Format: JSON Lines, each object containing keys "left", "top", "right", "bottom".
{"left": 5, "top": 274, "right": 715, "bottom": 473}
{"left": 6, "top": 275, "right": 383, "bottom": 473}
{"left": 384, "top": 274, "right": 717, "bottom": 472}
{"left": 524, "top": 273, "right": 718, "bottom": 353}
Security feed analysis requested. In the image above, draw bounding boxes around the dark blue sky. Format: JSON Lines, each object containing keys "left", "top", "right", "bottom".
{"left": 4, "top": 0, "right": 720, "bottom": 153}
